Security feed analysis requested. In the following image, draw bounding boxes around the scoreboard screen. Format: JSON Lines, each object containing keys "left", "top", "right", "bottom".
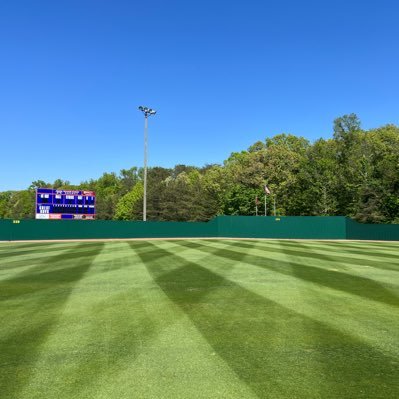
{"left": 36, "top": 188, "right": 96, "bottom": 220}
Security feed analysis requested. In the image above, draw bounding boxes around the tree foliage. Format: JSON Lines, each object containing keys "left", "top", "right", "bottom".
{"left": 2, "top": 114, "right": 398, "bottom": 223}
{"left": 114, "top": 182, "right": 143, "bottom": 220}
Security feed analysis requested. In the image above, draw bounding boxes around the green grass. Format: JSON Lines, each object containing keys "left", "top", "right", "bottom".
{"left": 0, "top": 239, "right": 398, "bottom": 399}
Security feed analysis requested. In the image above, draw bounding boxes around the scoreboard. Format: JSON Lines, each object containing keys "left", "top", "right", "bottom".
{"left": 36, "top": 188, "right": 96, "bottom": 220}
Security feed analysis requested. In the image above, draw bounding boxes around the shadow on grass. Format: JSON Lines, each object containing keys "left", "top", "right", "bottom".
{"left": 44, "top": 289, "right": 164, "bottom": 398}
{"left": 233, "top": 239, "right": 399, "bottom": 272}
{"left": 0, "top": 242, "right": 68, "bottom": 263}
{"left": 58, "top": 240, "right": 228, "bottom": 397}
{"left": 137, "top": 242, "right": 399, "bottom": 398}
{"left": 254, "top": 240, "right": 399, "bottom": 272}
{"left": 201, "top": 240, "right": 399, "bottom": 307}
{"left": 0, "top": 242, "right": 104, "bottom": 398}
{"left": 0, "top": 244, "right": 106, "bottom": 296}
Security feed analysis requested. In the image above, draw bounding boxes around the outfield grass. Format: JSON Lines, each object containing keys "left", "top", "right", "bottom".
{"left": 0, "top": 239, "right": 398, "bottom": 398}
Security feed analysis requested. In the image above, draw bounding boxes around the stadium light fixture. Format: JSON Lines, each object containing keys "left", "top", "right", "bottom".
{"left": 138, "top": 105, "right": 157, "bottom": 221}
{"left": 138, "top": 106, "right": 156, "bottom": 117}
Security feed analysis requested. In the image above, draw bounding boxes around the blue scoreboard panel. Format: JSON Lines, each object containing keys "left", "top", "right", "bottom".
{"left": 36, "top": 188, "right": 96, "bottom": 220}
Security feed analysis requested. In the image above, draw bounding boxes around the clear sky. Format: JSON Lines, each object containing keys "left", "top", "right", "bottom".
{"left": 1, "top": 0, "right": 398, "bottom": 191}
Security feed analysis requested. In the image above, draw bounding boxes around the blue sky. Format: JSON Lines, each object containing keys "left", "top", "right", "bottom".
{"left": 1, "top": 0, "right": 398, "bottom": 191}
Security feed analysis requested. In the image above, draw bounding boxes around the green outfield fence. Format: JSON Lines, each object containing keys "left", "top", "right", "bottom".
{"left": 1, "top": 216, "right": 399, "bottom": 241}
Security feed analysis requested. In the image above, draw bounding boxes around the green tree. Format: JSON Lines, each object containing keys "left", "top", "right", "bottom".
{"left": 223, "top": 185, "right": 265, "bottom": 216}
{"left": 29, "top": 180, "right": 50, "bottom": 190}
{"left": 152, "top": 170, "right": 216, "bottom": 221}
{"left": 263, "top": 134, "right": 310, "bottom": 215}
{"left": 52, "top": 179, "right": 73, "bottom": 189}
{"left": 94, "top": 172, "right": 122, "bottom": 219}
{"left": 0, "top": 192, "right": 12, "bottom": 218}
{"left": 202, "top": 165, "right": 231, "bottom": 215}
{"left": 1, "top": 115, "right": 398, "bottom": 223}
{"left": 114, "top": 182, "right": 143, "bottom": 220}
{"left": 333, "top": 113, "right": 361, "bottom": 142}
{"left": 119, "top": 167, "right": 139, "bottom": 195}
{"left": 296, "top": 139, "right": 340, "bottom": 215}
{"left": 7, "top": 190, "right": 35, "bottom": 219}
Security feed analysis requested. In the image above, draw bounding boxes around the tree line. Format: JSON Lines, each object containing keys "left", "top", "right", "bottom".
{"left": 1, "top": 114, "right": 398, "bottom": 223}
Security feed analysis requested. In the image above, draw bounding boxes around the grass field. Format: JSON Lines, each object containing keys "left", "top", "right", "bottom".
{"left": 0, "top": 239, "right": 398, "bottom": 399}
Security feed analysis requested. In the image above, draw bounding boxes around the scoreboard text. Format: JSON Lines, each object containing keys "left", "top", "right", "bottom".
{"left": 36, "top": 188, "right": 96, "bottom": 220}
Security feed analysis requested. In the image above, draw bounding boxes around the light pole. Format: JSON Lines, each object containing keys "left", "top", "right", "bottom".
{"left": 138, "top": 106, "right": 156, "bottom": 221}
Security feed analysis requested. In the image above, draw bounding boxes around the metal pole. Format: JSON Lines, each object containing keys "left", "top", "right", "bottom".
{"left": 143, "top": 115, "right": 148, "bottom": 221}
{"left": 255, "top": 197, "right": 258, "bottom": 216}
{"left": 138, "top": 105, "right": 156, "bottom": 222}
{"left": 264, "top": 195, "right": 267, "bottom": 216}
{"left": 274, "top": 195, "right": 276, "bottom": 216}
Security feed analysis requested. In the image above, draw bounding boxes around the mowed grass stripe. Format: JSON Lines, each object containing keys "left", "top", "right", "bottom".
{"left": 289, "top": 241, "right": 399, "bottom": 261}
{"left": 0, "top": 244, "right": 83, "bottom": 280}
{"left": 227, "top": 239, "right": 399, "bottom": 286}
{"left": 18, "top": 241, "right": 164, "bottom": 399}
{"left": 15, "top": 242, "right": 256, "bottom": 399}
{"left": 172, "top": 240, "right": 399, "bottom": 356}
{"left": 269, "top": 240, "right": 399, "bottom": 272}
{"left": 276, "top": 239, "right": 399, "bottom": 252}
{"left": 267, "top": 239, "right": 399, "bottom": 261}
{"left": 291, "top": 241, "right": 399, "bottom": 282}
{"left": 0, "top": 242, "right": 75, "bottom": 262}
{"left": 1, "top": 240, "right": 398, "bottom": 399}
{"left": 182, "top": 240, "right": 399, "bottom": 356}
{"left": 232, "top": 238, "right": 399, "bottom": 260}
{"left": 135, "top": 241, "right": 399, "bottom": 398}
{"left": 229, "top": 238, "right": 399, "bottom": 290}
{"left": 228, "top": 239, "right": 399, "bottom": 273}
{"left": 0, "top": 242, "right": 104, "bottom": 399}
{"left": 176, "top": 240, "right": 399, "bottom": 307}
{"left": 125, "top": 241, "right": 259, "bottom": 399}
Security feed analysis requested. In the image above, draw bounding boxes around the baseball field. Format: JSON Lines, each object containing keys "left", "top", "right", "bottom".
{"left": 1, "top": 239, "right": 398, "bottom": 398}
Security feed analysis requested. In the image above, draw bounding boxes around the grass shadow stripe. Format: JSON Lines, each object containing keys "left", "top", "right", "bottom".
{"left": 140, "top": 243, "right": 399, "bottom": 399}
{"left": 0, "top": 243, "right": 86, "bottom": 270}
{"left": 128, "top": 240, "right": 194, "bottom": 263}
{"left": 128, "top": 240, "right": 215, "bottom": 278}
{"left": 233, "top": 239, "right": 399, "bottom": 275}
{"left": 0, "top": 242, "right": 104, "bottom": 398}
{"left": 177, "top": 240, "right": 399, "bottom": 308}
{"left": 232, "top": 239, "right": 399, "bottom": 272}
{"left": 268, "top": 240, "right": 399, "bottom": 271}
{"left": 0, "top": 244, "right": 107, "bottom": 298}
{"left": 291, "top": 241, "right": 399, "bottom": 261}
